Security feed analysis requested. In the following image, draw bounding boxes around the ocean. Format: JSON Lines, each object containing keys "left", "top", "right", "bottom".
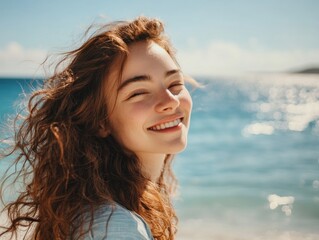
{"left": 1, "top": 75, "right": 319, "bottom": 240}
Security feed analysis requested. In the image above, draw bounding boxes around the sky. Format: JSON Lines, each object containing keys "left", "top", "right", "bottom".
{"left": 0, "top": 0, "right": 319, "bottom": 77}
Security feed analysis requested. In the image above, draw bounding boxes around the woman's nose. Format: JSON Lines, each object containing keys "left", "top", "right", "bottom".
{"left": 155, "top": 89, "right": 180, "bottom": 113}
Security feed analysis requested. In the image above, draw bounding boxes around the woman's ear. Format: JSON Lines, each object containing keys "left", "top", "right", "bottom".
{"left": 98, "top": 121, "right": 110, "bottom": 138}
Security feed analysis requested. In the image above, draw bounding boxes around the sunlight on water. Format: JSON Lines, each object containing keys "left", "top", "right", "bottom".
{"left": 1, "top": 75, "right": 319, "bottom": 239}
{"left": 241, "top": 74, "right": 319, "bottom": 135}
{"left": 268, "top": 194, "right": 295, "bottom": 216}
{"left": 242, "top": 122, "right": 274, "bottom": 135}
{"left": 174, "top": 73, "right": 319, "bottom": 239}
{"left": 313, "top": 180, "right": 319, "bottom": 189}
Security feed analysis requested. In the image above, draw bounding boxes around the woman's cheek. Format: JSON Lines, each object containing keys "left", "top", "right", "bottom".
{"left": 180, "top": 90, "right": 193, "bottom": 111}
{"left": 130, "top": 98, "right": 154, "bottom": 113}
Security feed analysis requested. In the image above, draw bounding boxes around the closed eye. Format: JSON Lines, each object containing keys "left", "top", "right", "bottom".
{"left": 127, "top": 91, "right": 148, "bottom": 100}
{"left": 169, "top": 81, "right": 184, "bottom": 94}
{"left": 169, "top": 82, "right": 184, "bottom": 87}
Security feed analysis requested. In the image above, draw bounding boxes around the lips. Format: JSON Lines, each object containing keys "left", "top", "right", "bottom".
{"left": 148, "top": 116, "right": 184, "bottom": 131}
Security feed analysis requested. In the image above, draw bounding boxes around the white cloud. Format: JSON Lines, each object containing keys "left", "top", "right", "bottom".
{"left": 177, "top": 40, "right": 319, "bottom": 77}
{"left": 0, "top": 42, "right": 47, "bottom": 77}
{"left": 1, "top": 40, "right": 319, "bottom": 78}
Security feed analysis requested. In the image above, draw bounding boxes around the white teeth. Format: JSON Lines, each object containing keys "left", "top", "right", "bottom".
{"left": 150, "top": 118, "right": 182, "bottom": 131}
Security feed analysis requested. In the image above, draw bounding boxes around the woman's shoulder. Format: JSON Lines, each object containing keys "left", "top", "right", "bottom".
{"left": 80, "top": 203, "right": 153, "bottom": 240}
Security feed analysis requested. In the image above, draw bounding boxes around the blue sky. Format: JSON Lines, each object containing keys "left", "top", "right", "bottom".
{"left": 0, "top": 0, "right": 319, "bottom": 77}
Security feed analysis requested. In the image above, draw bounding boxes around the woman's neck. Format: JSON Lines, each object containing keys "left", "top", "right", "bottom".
{"left": 135, "top": 153, "right": 166, "bottom": 183}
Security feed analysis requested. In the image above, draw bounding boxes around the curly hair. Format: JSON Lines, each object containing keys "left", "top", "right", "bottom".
{"left": 0, "top": 16, "right": 180, "bottom": 240}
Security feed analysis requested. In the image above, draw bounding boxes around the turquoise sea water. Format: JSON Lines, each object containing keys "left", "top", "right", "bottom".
{"left": 1, "top": 75, "right": 319, "bottom": 239}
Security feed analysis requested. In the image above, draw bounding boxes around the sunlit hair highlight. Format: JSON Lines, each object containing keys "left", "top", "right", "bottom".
{"left": 0, "top": 16, "right": 179, "bottom": 240}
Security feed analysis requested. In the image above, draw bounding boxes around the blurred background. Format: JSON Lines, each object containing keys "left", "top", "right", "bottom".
{"left": 1, "top": 1, "right": 319, "bottom": 239}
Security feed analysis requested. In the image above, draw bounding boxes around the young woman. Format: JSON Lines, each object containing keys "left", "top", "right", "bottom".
{"left": 0, "top": 16, "right": 194, "bottom": 239}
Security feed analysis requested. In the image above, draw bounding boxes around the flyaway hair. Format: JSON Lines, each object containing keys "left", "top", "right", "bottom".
{"left": 0, "top": 17, "right": 179, "bottom": 240}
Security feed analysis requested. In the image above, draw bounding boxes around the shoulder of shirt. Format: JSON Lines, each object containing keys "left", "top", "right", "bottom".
{"left": 81, "top": 203, "right": 153, "bottom": 240}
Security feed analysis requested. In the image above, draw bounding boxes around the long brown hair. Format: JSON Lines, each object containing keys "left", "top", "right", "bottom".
{"left": 0, "top": 16, "right": 179, "bottom": 240}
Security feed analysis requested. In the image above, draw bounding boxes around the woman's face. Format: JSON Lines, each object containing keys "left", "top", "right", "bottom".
{"left": 105, "top": 41, "right": 192, "bottom": 158}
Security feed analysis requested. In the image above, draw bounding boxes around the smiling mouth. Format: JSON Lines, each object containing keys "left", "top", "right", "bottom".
{"left": 149, "top": 118, "right": 183, "bottom": 131}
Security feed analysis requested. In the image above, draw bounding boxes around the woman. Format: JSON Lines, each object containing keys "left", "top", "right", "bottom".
{"left": 0, "top": 16, "right": 194, "bottom": 239}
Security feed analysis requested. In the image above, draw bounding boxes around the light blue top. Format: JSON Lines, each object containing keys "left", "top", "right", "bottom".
{"left": 79, "top": 203, "right": 154, "bottom": 240}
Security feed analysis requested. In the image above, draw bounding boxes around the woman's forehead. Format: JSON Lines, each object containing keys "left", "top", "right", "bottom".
{"left": 121, "top": 41, "right": 177, "bottom": 82}
{"left": 104, "top": 40, "right": 176, "bottom": 93}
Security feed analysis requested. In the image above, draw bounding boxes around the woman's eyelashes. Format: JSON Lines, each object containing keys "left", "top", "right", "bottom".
{"left": 125, "top": 80, "right": 185, "bottom": 100}
{"left": 127, "top": 91, "right": 149, "bottom": 100}
{"left": 169, "top": 80, "right": 184, "bottom": 94}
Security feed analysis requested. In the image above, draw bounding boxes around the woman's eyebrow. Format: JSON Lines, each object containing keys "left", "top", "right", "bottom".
{"left": 118, "top": 69, "right": 182, "bottom": 92}
{"left": 118, "top": 75, "right": 151, "bottom": 91}
{"left": 165, "top": 69, "right": 181, "bottom": 78}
